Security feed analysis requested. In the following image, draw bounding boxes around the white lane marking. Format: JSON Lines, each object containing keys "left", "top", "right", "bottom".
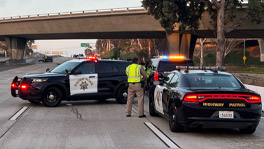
{"left": 144, "top": 122, "right": 180, "bottom": 148}
{"left": 261, "top": 117, "right": 264, "bottom": 120}
{"left": 9, "top": 106, "right": 30, "bottom": 121}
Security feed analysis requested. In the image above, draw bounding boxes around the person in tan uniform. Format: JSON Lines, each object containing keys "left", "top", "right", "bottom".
{"left": 126, "top": 58, "right": 147, "bottom": 118}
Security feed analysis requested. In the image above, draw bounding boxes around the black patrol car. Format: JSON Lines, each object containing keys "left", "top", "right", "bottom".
{"left": 149, "top": 66, "right": 262, "bottom": 134}
{"left": 11, "top": 57, "right": 131, "bottom": 107}
{"left": 147, "top": 55, "right": 193, "bottom": 91}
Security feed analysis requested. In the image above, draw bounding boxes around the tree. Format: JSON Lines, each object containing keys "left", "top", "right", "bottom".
{"left": 112, "top": 47, "right": 121, "bottom": 59}
{"left": 213, "top": 38, "right": 243, "bottom": 57}
{"left": 142, "top": 0, "right": 264, "bottom": 66}
{"left": 199, "top": 38, "right": 207, "bottom": 67}
{"left": 0, "top": 41, "right": 8, "bottom": 57}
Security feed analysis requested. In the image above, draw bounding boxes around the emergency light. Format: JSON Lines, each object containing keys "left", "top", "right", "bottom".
{"left": 159, "top": 55, "right": 185, "bottom": 61}
{"left": 85, "top": 56, "right": 97, "bottom": 60}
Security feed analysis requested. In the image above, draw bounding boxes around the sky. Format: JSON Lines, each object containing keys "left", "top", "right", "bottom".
{"left": 0, "top": 0, "right": 142, "bottom": 56}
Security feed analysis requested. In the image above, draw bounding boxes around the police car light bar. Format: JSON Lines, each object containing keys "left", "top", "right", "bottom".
{"left": 159, "top": 55, "right": 185, "bottom": 61}
{"left": 85, "top": 56, "right": 97, "bottom": 60}
{"left": 175, "top": 66, "right": 226, "bottom": 72}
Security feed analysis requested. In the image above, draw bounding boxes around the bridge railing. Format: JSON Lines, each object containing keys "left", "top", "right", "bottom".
{"left": 0, "top": 6, "right": 145, "bottom": 21}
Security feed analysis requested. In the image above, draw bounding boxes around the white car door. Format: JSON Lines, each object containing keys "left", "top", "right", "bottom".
{"left": 154, "top": 85, "right": 166, "bottom": 115}
{"left": 69, "top": 62, "right": 98, "bottom": 95}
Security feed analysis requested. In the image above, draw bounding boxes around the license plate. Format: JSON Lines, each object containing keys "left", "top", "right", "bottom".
{"left": 219, "top": 111, "right": 234, "bottom": 119}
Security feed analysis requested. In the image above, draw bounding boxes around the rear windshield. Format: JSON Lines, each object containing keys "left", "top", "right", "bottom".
{"left": 158, "top": 61, "right": 194, "bottom": 72}
{"left": 185, "top": 73, "right": 242, "bottom": 89}
{"left": 51, "top": 61, "right": 80, "bottom": 73}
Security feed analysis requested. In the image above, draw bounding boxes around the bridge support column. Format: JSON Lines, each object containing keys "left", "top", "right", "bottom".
{"left": 5, "top": 37, "right": 26, "bottom": 60}
{"left": 167, "top": 33, "right": 197, "bottom": 58}
{"left": 258, "top": 39, "right": 264, "bottom": 62}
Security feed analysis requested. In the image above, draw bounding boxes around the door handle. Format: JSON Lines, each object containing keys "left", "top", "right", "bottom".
{"left": 89, "top": 76, "right": 95, "bottom": 78}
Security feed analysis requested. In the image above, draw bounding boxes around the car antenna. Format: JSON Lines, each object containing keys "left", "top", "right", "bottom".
{"left": 185, "top": 62, "right": 189, "bottom": 73}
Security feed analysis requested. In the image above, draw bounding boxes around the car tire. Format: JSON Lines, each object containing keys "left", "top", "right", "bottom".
{"left": 28, "top": 100, "right": 41, "bottom": 104}
{"left": 149, "top": 92, "right": 158, "bottom": 116}
{"left": 116, "top": 85, "right": 128, "bottom": 104}
{"left": 169, "top": 103, "right": 184, "bottom": 132}
{"left": 42, "top": 87, "right": 62, "bottom": 107}
{"left": 239, "top": 127, "right": 256, "bottom": 134}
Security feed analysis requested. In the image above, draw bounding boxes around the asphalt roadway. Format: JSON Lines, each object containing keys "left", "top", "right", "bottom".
{"left": 0, "top": 57, "right": 264, "bottom": 149}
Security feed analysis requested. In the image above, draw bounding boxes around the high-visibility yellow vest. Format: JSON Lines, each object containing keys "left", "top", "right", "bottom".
{"left": 146, "top": 67, "right": 152, "bottom": 78}
{"left": 126, "top": 64, "right": 142, "bottom": 83}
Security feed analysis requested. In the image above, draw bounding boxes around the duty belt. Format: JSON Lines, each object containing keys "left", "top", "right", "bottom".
{"left": 129, "top": 82, "right": 140, "bottom": 84}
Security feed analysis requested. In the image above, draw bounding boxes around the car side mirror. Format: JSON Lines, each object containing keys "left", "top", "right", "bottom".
{"left": 46, "top": 68, "right": 50, "bottom": 72}
{"left": 65, "top": 69, "right": 69, "bottom": 74}
{"left": 72, "top": 70, "right": 82, "bottom": 75}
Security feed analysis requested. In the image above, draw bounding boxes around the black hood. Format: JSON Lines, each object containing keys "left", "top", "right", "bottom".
{"left": 24, "top": 72, "right": 66, "bottom": 78}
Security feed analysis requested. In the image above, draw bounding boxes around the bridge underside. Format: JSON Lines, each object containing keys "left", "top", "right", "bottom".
{"left": 3, "top": 29, "right": 264, "bottom": 60}
{"left": 2, "top": 29, "right": 264, "bottom": 41}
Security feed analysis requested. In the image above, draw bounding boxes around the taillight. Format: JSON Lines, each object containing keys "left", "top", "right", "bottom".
{"left": 20, "top": 84, "right": 28, "bottom": 90}
{"left": 184, "top": 94, "right": 198, "bottom": 102}
{"left": 185, "top": 94, "right": 261, "bottom": 104}
{"left": 248, "top": 96, "right": 261, "bottom": 103}
{"left": 154, "top": 71, "right": 159, "bottom": 81}
{"left": 11, "top": 83, "right": 16, "bottom": 88}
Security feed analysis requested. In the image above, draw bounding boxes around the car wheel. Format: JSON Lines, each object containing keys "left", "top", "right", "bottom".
{"left": 239, "top": 127, "right": 256, "bottom": 134}
{"left": 116, "top": 86, "right": 128, "bottom": 104}
{"left": 149, "top": 92, "right": 158, "bottom": 116}
{"left": 169, "top": 103, "right": 184, "bottom": 132}
{"left": 42, "top": 87, "right": 62, "bottom": 107}
{"left": 28, "top": 100, "right": 41, "bottom": 104}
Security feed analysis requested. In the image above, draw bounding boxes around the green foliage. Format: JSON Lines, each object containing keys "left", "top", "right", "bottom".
{"left": 248, "top": 0, "right": 264, "bottom": 24}
{"left": 101, "top": 50, "right": 113, "bottom": 59}
{"left": 142, "top": 0, "right": 205, "bottom": 34}
{"left": 194, "top": 49, "right": 264, "bottom": 66}
{"left": 135, "top": 49, "right": 149, "bottom": 62}
{"left": 225, "top": 50, "right": 264, "bottom": 66}
{"left": 142, "top": 0, "right": 264, "bottom": 34}
{"left": 112, "top": 47, "right": 121, "bottom": 59}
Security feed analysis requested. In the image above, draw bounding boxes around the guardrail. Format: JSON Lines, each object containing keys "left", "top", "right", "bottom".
{"left": 0, "top": 6, "right": 145, "bottom": 21}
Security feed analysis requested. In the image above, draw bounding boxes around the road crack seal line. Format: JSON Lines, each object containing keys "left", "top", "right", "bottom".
{"left": 1, "top": 106, "right": 31, "bottom": 139}
{"left": 71, "top": 107, "right": 83, "bottom": 121}
{"left": 132, "top": 102, "right": 181, "bottom": 148}
{"left": 144, "top": 122, "right": 181, "bottom": 148}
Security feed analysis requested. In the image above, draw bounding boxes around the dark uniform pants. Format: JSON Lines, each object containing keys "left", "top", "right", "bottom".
{"left": 126, "top": 83, "right": 144, "bottom": 116}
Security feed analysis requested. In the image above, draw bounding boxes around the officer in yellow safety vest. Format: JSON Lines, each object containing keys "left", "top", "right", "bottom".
{"left": 126, "top": 58, "right": 147, "bottom": 118}
{"left": 145, "top": 60, "right": 152, "bottom": 78}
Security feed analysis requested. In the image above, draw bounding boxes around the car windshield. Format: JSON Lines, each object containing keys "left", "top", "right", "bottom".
{"left": 51, "top": 61, "right": 80, "bottom": 74}
{"left": 158, "top": 61, "right": 194, "bottom": 72}
{"left": 185, "top": 73, "right": 242, "bottom": 89}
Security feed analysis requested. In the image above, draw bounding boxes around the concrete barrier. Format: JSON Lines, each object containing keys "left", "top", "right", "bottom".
{"left": 0, "top": 57, "right": 9, "bottom": 62}
{"left": 245, "top": 84, "right": 264, "bottom": 111}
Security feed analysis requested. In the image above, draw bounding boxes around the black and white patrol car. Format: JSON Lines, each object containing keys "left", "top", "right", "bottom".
{"left": 11, "top": 57, "right": 131, "bottom": 107}
{"left": 149, "top": 66, "right": 262, "bottom": 134}
{"left": 146, "top": 55, "right": 193, "bottom": 91}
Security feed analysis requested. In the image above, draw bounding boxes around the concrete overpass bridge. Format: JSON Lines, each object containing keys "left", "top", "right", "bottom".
{"left": 0, "top": 7, "right": 263, "bottom": 60}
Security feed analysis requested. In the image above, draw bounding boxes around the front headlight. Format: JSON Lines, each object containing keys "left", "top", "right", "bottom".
{"left": 32, "top": 78, "right": 48, "bottom": 83}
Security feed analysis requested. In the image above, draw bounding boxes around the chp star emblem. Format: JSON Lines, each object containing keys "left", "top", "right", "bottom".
{"left": 80, "top": 81, "right": 89, "bottom": 91}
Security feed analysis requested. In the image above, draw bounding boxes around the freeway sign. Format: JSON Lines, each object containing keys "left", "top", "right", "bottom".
{"left": 81, "top": 43, "right": 90, "bottom": 47}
